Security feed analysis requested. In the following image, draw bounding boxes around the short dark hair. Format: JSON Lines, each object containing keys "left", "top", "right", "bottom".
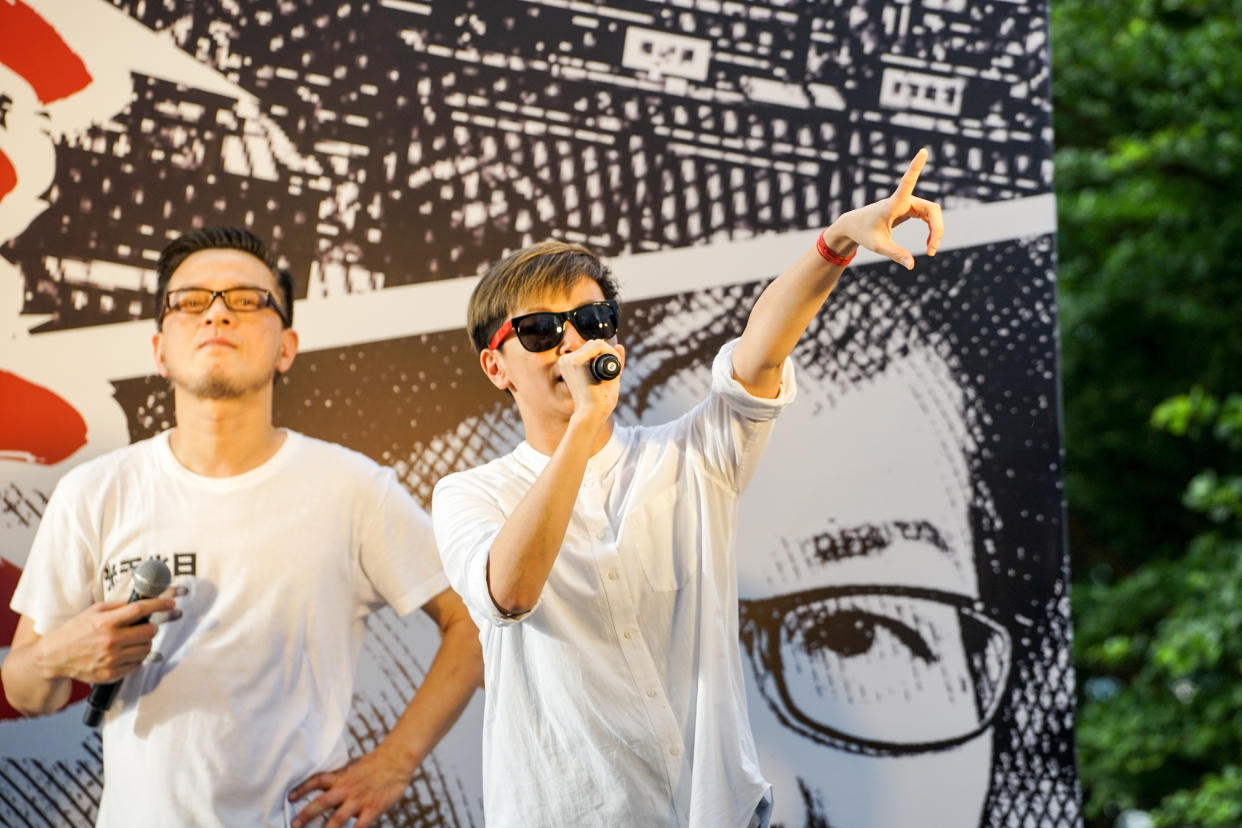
{"left": 155, "top": 226, "right": 294, "bottom": 329}
{"left": 467, "top": 240, "right": 620, "bottom": 353}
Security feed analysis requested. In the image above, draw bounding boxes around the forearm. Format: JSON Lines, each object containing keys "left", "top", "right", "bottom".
{"left": 486, "top": 415, "right": 603, "bottom": 614}
{"left": 2, "top": 630, "right": 73, "bottom": 717}
{"left": 734, "top": 223, "right": 856, "bottom": 396}
{"left": 3, "top": 600, "right": 174, "bottom": 717}
{"left": 734, "top": 149, "right": 942, "bottom": 395}
{"left": 372, "top": 613, "right": 483, "bottom": 773}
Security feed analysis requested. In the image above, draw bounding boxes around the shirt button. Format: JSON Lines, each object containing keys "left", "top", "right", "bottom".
{"left": 623, "top": 630, "right": 634, "bottom": 640}
{"left": 669, "top": 746, "right": 680, "bottom": 756}
{"left": 596, "top": 530, "right": 607, "bottom": 540}
{"left": 608, "top": 570, "right": 619, "bottom": 580}
{"left": 646, "top": 689, "right": 657, "bottom": 698}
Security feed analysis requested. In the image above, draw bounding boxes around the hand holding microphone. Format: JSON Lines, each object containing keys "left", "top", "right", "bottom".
{"left": 82, "top": 558, "right": 173, "bottom": 727}
{"left": 558, "top": 340, "right": 624, "bottom": 428}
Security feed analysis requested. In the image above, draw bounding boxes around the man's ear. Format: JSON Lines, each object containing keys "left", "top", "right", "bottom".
{"left": 152, "top": 332, "right": 170, "bottom": 378}
{"left": 480, "top": 348, "right": 510, "bottom": 392}
{"left": 276, "top": 328, "right": 299, "bottom": 375}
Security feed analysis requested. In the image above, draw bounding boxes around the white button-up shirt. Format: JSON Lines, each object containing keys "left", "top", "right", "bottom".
{"left": 433, "top": 341, "right": 796, "bottom": 827}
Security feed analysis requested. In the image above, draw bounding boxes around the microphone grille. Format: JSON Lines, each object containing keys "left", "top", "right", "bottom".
{"left": 593, "top": 353, "right": 621, "bottom": 380}
{"left": 132, "top": 558, "right": 172, "bottom": 598}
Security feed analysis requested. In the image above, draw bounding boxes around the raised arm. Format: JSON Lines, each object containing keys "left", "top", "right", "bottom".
{"left": 732, "top": 149, "right": 944, "bottom": 397}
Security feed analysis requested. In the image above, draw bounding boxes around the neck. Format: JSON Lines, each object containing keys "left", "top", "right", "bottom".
{"left": 168, "top": 387, "right": 285, "bottom": 477}
{"left": 523, "top": 411, "right": 614, "bottom": 458}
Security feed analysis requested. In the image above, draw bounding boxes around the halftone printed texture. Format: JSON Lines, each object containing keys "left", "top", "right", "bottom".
{"left": 9, "top": 0, "right": 1050, "bottom": 331}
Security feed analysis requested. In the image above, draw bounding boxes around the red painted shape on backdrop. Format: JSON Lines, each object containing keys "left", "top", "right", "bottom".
{"left": 0, "top": 0, "right": 93, "bottom": 104}
{"left": 0, "top": 147, "right": 15, "bottom": 203}
{"left": 0, "top": 370, "right": 88, "bottom": 465}
{"left": 0, "top": 558, "right": 23, "bottom": 720}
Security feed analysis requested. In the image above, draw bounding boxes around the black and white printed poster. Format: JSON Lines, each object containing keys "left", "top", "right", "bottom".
{"left": 0, "top": 1, "right": 1078, "bottom": 825}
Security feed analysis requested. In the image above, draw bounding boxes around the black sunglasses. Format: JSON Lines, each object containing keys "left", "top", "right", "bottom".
{"left": 488, "top": 300, "right": 620, "bottom": 352}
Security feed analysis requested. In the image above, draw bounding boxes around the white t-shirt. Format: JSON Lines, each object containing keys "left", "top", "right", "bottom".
{"left": 432, "top": 339, "right": 796, "bottom": 828}
{"left": 11, "top": 430, "right": 448, "bottom": 827}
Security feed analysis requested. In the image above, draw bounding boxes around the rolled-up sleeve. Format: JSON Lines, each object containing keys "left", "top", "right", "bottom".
{"left": 432, "top": 472, "right": 537, "bottom": 626}
{"left": 712, "top": 337, "right": 797, "bottom": 418}
{"left": 689, "top": 338, "right": 797, "bottom": 493}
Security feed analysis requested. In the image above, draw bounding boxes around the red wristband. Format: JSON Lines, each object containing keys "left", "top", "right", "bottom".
{"left": 816, "top": 232, "right": 856, "bottom": 267}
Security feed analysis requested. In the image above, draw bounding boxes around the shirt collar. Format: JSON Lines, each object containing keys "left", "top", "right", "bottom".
{"left": 513, "top": 425, "right": 628, "bottom": 478}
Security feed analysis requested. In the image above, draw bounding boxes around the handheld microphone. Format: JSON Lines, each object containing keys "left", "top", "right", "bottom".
{"left": 83, "top": 557, "right": 172, "bottom": 727}
{"left": 591, "top": 353, "right": 621, "bottom": 382}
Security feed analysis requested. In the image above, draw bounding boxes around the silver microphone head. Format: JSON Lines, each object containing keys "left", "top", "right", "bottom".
{"left": 131, "top": 558, "right": 172, "bottom": 598}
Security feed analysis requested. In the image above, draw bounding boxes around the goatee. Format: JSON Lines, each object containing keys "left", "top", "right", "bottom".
{"left": 172, "top": 369, "right": 276, "bottom": 400}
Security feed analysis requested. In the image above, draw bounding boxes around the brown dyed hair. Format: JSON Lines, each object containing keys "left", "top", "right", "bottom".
{"left": 467, "top": 240, "right": 620, "bottom": 353}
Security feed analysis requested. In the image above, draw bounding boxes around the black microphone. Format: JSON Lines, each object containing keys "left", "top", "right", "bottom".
{"left": 83, "top": 557, "right": 172, "bottom": 727}
{"left": 591, "top": 353, "right": 621, "bottom": 382}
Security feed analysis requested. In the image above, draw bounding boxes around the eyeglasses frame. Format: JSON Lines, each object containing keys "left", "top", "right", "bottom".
{"left": 738, "top": 583, "right": 1014, "bottom": 757}
{"left": 161, "top": 285, "right": 291, "bottom": 327}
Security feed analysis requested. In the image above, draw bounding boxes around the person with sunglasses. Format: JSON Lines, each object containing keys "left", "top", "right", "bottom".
{"left": 431, "top": 150, "right": 944, "bottom": 827}
{"left": 4, "top": 226, "right": 483, "bottom": 827}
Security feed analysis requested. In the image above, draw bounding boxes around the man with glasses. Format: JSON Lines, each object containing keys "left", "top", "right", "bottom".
{"left": 3, "top": 226, "right": 483, "bottom": 827}
{"left": 432, "top": 151, "right": 944, "bottom": 826}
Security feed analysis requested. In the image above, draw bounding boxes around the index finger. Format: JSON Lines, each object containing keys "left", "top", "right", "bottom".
{"left": 894, "top": 148, "right": 929, "bottom": 201}
{"left": 559, "top": 339, "right": 616, "bottom": 374}
{"left": 110, "top": 596, "right": 176, "bottom": 625}
{"left": 289, "top": 771, "right": 337, "bottom": 802}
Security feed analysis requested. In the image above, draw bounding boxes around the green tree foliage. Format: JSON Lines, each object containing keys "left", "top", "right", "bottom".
{"left": 1052, "top": 1, "right": 1242, "bottom": 824}
{"left": 1052, "top": 0, "right": 1242, "bottom": 566}
{"left": 1074, "top": 392, "right": 1242, "bottom": 825}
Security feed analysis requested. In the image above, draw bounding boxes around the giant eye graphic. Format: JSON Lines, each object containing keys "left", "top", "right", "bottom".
{"left": 741, "top": 586, "right": 1011, "bottom": 754}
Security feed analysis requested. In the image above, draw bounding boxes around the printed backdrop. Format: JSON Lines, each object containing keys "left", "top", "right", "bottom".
{"left": 0, "top": 1, "right": 1078, "bottom": 825}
